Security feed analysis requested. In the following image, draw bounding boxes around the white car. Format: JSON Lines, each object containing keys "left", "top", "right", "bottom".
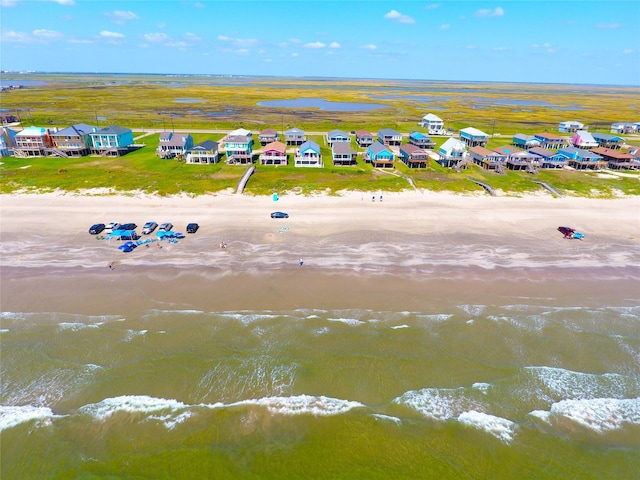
{"left": 104, "top": 222, "right": 121, "bottom": 233}
{"left": 159, "top": 222, "right": 173, "bottom": 232}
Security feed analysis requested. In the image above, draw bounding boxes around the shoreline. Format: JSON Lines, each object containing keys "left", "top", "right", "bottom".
{"left": 1, "top": 190, "right": 639, "bottom": 314}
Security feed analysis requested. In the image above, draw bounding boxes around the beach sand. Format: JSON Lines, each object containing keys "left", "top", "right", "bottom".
{"left": 1, "top": 190, "right": 639, "bottom": 314}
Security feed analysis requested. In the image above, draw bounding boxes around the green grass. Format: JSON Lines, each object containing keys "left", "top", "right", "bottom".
{"left": 1, "top": 74, "right": 639, "bottom": 197}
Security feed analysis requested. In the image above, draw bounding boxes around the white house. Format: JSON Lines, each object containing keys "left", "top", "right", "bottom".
{"left": 559, "top": 120, "right": 585, "bottom": 133}
{"left": 295, "top": 140, "right": 322, "bottom": 167}
{"left": 421, "top": 113, "right": 446, "bottom": 135}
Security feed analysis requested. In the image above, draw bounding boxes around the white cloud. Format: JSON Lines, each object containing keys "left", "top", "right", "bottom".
{"left": 304, "top": 41, "right": 326, "bottom": 48}
{"left": 99, "top": 30, "right": 124, "bottom": 38}
{"left": 329, "top": 41, "right": 341, "bottom": 48}
{"left": 184, "top": 32, "right": 201, "bottom": 42}
{"left": 597, "top": 23, "right": 620, "bottom": 29}
{"left": 476, "top": 7, "right": 505, "bottom": 17}
{"left": 144, "top": 33, "right": 169, "bottom": 43}
{"left": 492, "top": 46, "right": 507, "bottom": 51}
{"left": 424, "top": 4, "right": 440, "bottom": 9}
{"left": 33, "top": 29, "right": 63, "bottom": 38}
{"left": 440, "top": 24, "right": 450, "bottom": 30}
{"left": 50, "top": 0, "right": 75, "bottom": 4}
{"left": 0, "top": 0, "right": 19, "bottom": 6}
{"left": 291, "top": 52, "right": 299, "bottom": 57}
{"left": 465, "top": 45, "right": 477, "bottom": 49}
{"left": 193, "top": 2, "right": 205, "bottom": 7}
{"left": 106, "top": 10, "right": 138, "bottom": 24}
{"left": 0, "top": 29, "right": 29, "bottom": 42}
{"left": 623, "top": 49, "right": 634, "bottom": 54}
{"left": 217, "top": 35, "right": 259, "bottom": 47}
{"left": 384, "top": 10, "right": 415, "bottom": 24}
{"left": 361, "top": 44, "right": 377, "bottom": 50}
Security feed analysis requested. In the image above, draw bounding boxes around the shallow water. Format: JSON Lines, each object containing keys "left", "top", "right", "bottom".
{"left": 2, "top": 298, "right": 639, "bottom": 479}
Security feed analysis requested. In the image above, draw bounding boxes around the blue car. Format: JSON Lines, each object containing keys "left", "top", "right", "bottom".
{"left": 118, "top": 241, "right": 137, "bottom": 253}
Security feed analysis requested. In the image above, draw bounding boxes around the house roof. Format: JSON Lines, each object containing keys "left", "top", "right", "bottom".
{"left": 493, "top": 145, "right": 523, "bottom": 155}
{"left": 263, "top": 141, "right": 286, "bottom": 153}
{"left": 513, "top": 133, "right": 537, "bottom": 142}
{"left": 328, "top": 129, "right": 349, "bottom": 138}
{"left": 229, "top": 128, "right": 252, "bottom": 137}
{"left": 332, "top": 142, "right": 355, "bottom": 154}
{"left": 190, "top": 140, "right": 218, "bottom": 151}
{"left": 592, "top": 132, "right": 622, "bottom": 142}
{"left": 529, "top": 147, "right": 561, "bottom": 158}
{"left": 461, "top": 127, "right": 488, "bottom": 137}
{"left": 92, "top": 125, "right": 131, "bottom": 135}
{"left": 534, "top": 132, "right": 563, "bottom": 140}
{"left": 378, "top": 128, "right": 401, "bottom": 137}
{"left": 159, "top": 131, "right": 192, "bottom": 146}
{"left": 51, "top": 124, "right": 97, "bottom": 136}
{"left": 439, "top": 138, "right": 466, "bottom": 154}
{"left": 260, "top": 128, "right": 278, "bottom": 136}
{"left": 560, "top": 120, "right": 584, "bottom": 127}
{"left": 225, "top": 135, "right": 250, "bottom": 143}
{"left": 355, "top": 130, "right": 373, "bottom": 138}
{"left": 559, "top": 147, "right": 602, "bottom": 159}
{"left": 399, "top": 143, "right": 423, "bottom": 155}
{"left": 574, "top": 130, "right": 597, "bottom": 143}
{"left": 591, "top": 147, "right": 632, "bottom": 159}
{"left": 470, "top": 146, "right": 503, "bottom": 157}
{"left": 16, "top": 126, "right": 49, "bottom": 136}
{"left": 286, "top": 127, "right": 304, "bottom": 135}
{"left": 368, "top": 142, "right": 392, "bottom": 155}
{"left": 422, "top": 113, "right": 443, "bottom": 122}
{"left": 409, "top": 131, "right": 430, "bottom": 140}
{"left": 299, "top": 140, "right": 320, "bottom": 152}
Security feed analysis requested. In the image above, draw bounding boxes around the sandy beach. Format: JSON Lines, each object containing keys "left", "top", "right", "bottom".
{"left": 1, "top": 190, "right": 639, "bottom": 314}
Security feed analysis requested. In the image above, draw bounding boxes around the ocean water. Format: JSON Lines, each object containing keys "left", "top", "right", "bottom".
{"left": 2, "top": 300, "right": 639, "bottom": 479}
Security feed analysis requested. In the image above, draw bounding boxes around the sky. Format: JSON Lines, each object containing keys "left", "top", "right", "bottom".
{"left": 1, "top": 0, "right": 639, "bottom": 86}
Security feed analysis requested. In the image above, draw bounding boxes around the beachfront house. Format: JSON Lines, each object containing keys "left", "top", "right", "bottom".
{"left": 366, "top": 142, "right": 394, "bottom": 168}
{"left": 528, "top": 147, "right": 567, "bottom": 168}
{"left": 259, "top": 128, "right": 279, "bottom": 146}
{"left": 558, "top": 147, "right": 605, "bottom": 170}
{"left": 184, "top": 140, "right": 219, "bottom": 164}
{"left": 592, "top": 132, "right": 623, "bottom": 149}
{"left": 421, "top": 113, "right": 446, "bottom": 135}
{"left": 13, "top": 126, "right": 53, "bottom": 157}
{"left": 534, "top": 132, "right": 568, "bottom": 149}
{"left": 437, "top": 138, "right": 467, "bottom": 168}
{"left": 399, "top": 144, "right": 429, "bottom": 168}
{"left": 610, "top": 122, "right": 638, "bottom": 134}
{"left": 492, "top": 146, "right": 541, "bottom": 172}
{"left": 559, "top": 120, "right": 585, "bottom": 133}
{"left": 49, "top": 124, "right": 97, "bottom": 157}
{"left": 89, "top": 125, "right": 134, "bottom": 156}
{"left": 470, "top": 146, "right": 506, "bottom": 171}
{"left": 0, "top": 126, "right": 17, "bottom": 157}
{"left": 591, "top": 147, "right": 639, "bottom": 170}
{"left": 377, "top": 128, "right": 402, "bottom": 146}
{"left": 285, "top": 127, "right": 306, "bottom": 146}
{"left": 332, "top": 142, "right": 356, "bottom": 166}
{"left": 156, "top": 131, "right": 194, "bottom": 159}
{"left": 460, "top": 127, "right": 488, "bottom": 147}
{"left": 326, "top": 129, "right": 350, "bottom": 147}
{"left": 571, "top": 130, "right": 598, "bottom": 149}
{"left": 408, "top": 131, "right": 435, "bottom": 149}
{"left": 355, "top": 130, "right": 373, "bottom": 147}
{"left": 512, "top": 133, "right": 541, "bottom": 149}
{"left": 259, "top": 141, "right": 288, "bottom": 165}
{"left": 224, "top": 134, "right": 253, "bottom": 164}
{"left": 295, "top": 140, "right": 322, "bottom": 167}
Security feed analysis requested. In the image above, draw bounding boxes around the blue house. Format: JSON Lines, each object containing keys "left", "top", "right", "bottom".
{"left": 513, "top": 133, "right": 541, "bottom": 149}
{"left": 534, "top": 132, "right": 567, "bottom": 149}
{"left": 592, "top": 132, "right": 623, "bottom": 149}
{"left": 437, "top": 138, "right": 467, "bottom": 168}
{"left": 529, "top": 147, "right": 567, "bottom": 169}
{"left": 49, "top": 123, "right": 97, "bottom": 157}
{"left": 408, "top": 131, "right": 435, "bottom": 149}
{"left": 326, "top": 129, "right": 350, "bottom": 146}
{"left": 558, "top": 147, "right": 604, "bottom": 170}
{"left": 460, "top": 127, "right": 488, "bottom": 147}
{"left": 285, "top": 128, "right": 306, "bottom": 146}
{"left": 366, "top": 142, "right": 394, "bottom": 168}
{"left": 0, "top": 126, "right": 17, "bottom": 157}
{"left": 295, "top": 140, "right": 322, "bottom": 167}
{"left": 224, "top": 134, "right": 253, "bottom": 164}
{"left": 185, "top": 140, "right": 219, "bottom": 164}
{"left": 90, "top": 125, "right": 134, "bottom": 156}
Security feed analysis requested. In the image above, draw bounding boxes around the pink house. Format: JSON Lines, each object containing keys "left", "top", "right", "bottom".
{"left": 571, "top": 130, "right": 598, "bottom": 149}
{"left": 259, "top": 141, "right": 287, "bottom": 165}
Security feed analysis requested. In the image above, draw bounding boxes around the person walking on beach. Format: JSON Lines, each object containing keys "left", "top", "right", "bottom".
{"left": 299, "top": 258, "right": 304, "bottom": 266}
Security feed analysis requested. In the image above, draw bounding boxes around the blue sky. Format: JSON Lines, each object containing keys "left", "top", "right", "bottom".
{"left": 1, "top": 0, "right": 639, "bottom": 85}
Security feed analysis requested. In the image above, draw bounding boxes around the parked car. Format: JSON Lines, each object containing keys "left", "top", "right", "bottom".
{"left": 142, "top": 221, "right": 158, "bottom": 234}
{"left": 159, "top": 222, "right": 173, "bottom": 232}
{"left": 118, "top": 241, "right": 137, "bottom": 253}
{"left": 271, "top": 211, "right": 289, "bottom": 219}
{"left": 104, "top": 222, "right": 121, "bottom": 233}
{"left": 121, "top": 223, "right": 137, "bottom": 231}
{"left": 89, "top": 223, "right": 105, "bottom": 235}
{"left": 186, "top": 223, "right": 199, "bottom": 233}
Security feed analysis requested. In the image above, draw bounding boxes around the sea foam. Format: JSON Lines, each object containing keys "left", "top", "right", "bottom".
{"left": 229, "top": 394, "right": 365, "bottom": 416}
{"left": 458, "top": 410, "right": 517, "bottom": 443}
{"left": 0, "top": 405, "right": 57, "bottom": 432}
